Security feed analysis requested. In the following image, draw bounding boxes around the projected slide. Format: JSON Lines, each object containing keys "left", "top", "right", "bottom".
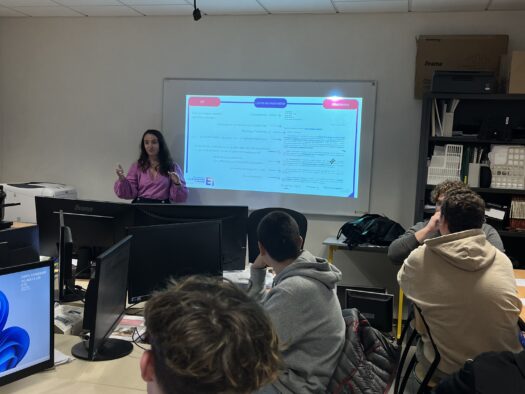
{"left": 184, "top": 95, "right": 362, "bottom": 198}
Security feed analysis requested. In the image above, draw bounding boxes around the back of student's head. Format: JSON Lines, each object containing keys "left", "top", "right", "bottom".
{"left": 441, "top": 189, "right": 485, "bottom": 233}
{"left": 430, "top": 179, "right": 468, "bottom": 203}
{"left": 257, "top": 211, "right": 302, "bottom": 262}
{"left": 144, "top": 276, "right": 282, "bottom": 394}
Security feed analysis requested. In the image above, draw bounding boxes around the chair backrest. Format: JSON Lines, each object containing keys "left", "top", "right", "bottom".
{"left": 394, "top": 305, "right": 441, "bottom": 394}
{"left": 247, "top": 208, "right": 307, "bottom": 263}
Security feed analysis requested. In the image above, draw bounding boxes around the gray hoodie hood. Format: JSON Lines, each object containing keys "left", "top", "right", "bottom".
{"left": 424, "top": 229, "right": 496, "bottom": 272}
{"left": 273, "top": 250, "right": 342, "bottom": 290}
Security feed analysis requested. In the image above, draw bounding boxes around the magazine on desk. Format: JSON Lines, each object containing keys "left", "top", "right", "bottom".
{"left": 110, "top": 315, "right": 146, "bottom": 342}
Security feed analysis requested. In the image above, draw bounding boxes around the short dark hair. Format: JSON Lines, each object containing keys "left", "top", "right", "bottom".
{"left": 257, "top": 211, "right": 302, "bottom": 262}
{"left": 144, "top": 276, "right": 282, "bottom": 394}
{"left": 440, "top": 189, "right": 485, "bottom": 233}
{"left": 430, "top": 180, "right": 468, "bottom": 204}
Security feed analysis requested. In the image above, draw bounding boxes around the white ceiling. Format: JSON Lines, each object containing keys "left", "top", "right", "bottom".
{"left": 0, "top": 0, "right": 523, "bottom": 17}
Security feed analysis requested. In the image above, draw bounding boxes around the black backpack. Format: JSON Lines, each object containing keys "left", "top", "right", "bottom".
{"left": 337, "top": 214, "right": 405, "bottom": 248}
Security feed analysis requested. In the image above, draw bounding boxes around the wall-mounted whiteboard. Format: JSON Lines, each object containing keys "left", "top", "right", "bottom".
{"left": 163, "top": 79, "right": 376, "bottom": 216}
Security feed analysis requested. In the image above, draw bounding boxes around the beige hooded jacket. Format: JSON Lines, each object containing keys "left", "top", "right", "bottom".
{"left": 398, "top": 229, "right": 522, "bottom": 375}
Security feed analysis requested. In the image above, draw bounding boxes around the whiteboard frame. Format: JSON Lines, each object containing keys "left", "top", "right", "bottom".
{"left": 162, "top": 78, "right": 376, "bottom": 216}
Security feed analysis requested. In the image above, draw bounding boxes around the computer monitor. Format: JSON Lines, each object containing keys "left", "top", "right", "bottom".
{"left": 133, "top": 204, "right": 247, "bottom": 270}
{"left": 0, "top": 259, "right": 54, "bottom": 386}
{"left": 36, "top": 197, "right": 134, "bottom": 278}
{"left": 127, "top": 221, "right": 223, "bottom": 303}
{"left": 71, "top": 235, "right": 133, "bottom": 361}
{"left": 0, "top": 225, "right": 39, "bottom": 268}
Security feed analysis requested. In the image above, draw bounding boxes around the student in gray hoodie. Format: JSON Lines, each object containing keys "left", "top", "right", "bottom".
{"left": 248, "top": 211, "right": 345, "bottom": 394}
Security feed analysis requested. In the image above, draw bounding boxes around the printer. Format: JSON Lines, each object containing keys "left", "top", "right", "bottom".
{"left": 0, "top": 182, "right": 77, "bottom": 223}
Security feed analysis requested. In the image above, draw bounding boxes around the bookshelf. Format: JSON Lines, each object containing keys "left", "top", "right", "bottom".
{"left": 415, "top": 93, "right": 525, "bottom": 265}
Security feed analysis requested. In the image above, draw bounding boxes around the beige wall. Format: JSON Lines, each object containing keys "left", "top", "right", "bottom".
{"left": 1, "top": 11, "right": 525, "bottom": 258}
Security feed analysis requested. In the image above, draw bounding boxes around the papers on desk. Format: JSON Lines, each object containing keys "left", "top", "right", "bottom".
{"left": 516, "top": 279, "right": 525, "bottom": 287}
{"left": 110, "top": 315, "right": 146, "bottom": 342}
{"left": 224, "top": 268, "right": 275, "bottom": 289}
{"left": 520, "top": 298, "right": 525, "bottom": 306}
{"left": 54, "top": 349, "right": 74, "bottom": 366}
{"left": 223, "top": 269, "right": 251, "bottom": 286}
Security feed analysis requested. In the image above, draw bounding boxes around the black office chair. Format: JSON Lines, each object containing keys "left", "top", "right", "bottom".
{"left": 394, "top": 304, "right": 441, "bottom": 394}
{"left": 247, "top": 208, "right": 307, "bottom": 263}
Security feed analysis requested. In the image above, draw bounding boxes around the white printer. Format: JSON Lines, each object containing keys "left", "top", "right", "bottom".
{"left": 1, "top": 182, "right": 77, "bottom": 223}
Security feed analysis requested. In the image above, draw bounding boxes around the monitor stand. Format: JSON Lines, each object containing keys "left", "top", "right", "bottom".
{"left": 60, "top": 286, "right": 85, "bottom": 302}
{"left": 75, "top": 247, "right": 92, "bottom": 279}
{"left": 71, "top": 338, "right": 133, "bottom": 361}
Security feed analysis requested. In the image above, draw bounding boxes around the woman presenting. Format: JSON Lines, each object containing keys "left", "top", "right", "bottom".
{"left": 114, "top": 129, "right": 188, "bottom": 203}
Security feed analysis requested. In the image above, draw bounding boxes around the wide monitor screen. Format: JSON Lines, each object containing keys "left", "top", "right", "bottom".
{"left": 133, "top": 204, "right": 246, "bottom": 271}
{"left": 36, "top": 197, "right": 133, "bottom": 259}
{"left": 127, "top": 221, "right": 222, "bottom": 303}
{"left": 0, "top": 260, "right": 53, "bottom": 386}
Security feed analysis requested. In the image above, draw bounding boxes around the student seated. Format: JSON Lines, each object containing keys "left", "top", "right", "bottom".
{"left": 248, "top": 211, "right": 345, "bottom": 394}
{"left": 140, "top": 276, "right": 282, "bottom": 394}
{"left": 397, "top": 189, "right": 522, "bottom": 386}
{"left": 388, "top": 180, "right": 503, "bottom": 264}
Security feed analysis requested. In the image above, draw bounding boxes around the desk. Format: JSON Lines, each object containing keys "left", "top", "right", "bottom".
{"left": 515, "top": 269, "right": 525, "bottom": 322}
{"left": 323, "top": 236, "right": 389, "bottom": 263}
{"left": 323, "top": 237, "right": 403, "bottom": 338}
{"left": 3, "top": 334, "right": 146, "bottom": 393}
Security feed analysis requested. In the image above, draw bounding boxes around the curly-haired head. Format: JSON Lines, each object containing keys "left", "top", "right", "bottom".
{"left": 142, "top": 276, "right": 282, "bottom": 394}
{"left": 440, "top": 189, "right": 485, "bottom": 233}
{"left": 430, "top": 179, "right": 468, "bottom": 204}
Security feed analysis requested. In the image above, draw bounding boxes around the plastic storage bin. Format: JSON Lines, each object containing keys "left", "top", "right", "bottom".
{"left": 489, "top": 146, "right": 525, "bottom": 189}
{"left": 427, "top": 144, "right": 463, "bottom": 185}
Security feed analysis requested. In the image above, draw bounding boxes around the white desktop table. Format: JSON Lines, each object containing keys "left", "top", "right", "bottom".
{"left": 3, "top": 334, "right": 146, "bottom": 393}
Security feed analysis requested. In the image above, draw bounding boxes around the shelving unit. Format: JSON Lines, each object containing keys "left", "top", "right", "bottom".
{"left": 415, "top": 93, "right": 525, "bottom": 266}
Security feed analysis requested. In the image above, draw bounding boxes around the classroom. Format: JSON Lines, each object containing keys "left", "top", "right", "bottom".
{"left": 1, "top": 1, "right": 525, "bottom": 393}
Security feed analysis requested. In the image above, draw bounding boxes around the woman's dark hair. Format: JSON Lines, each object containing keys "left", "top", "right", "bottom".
{"left": 138, "top": 129, "right": 173, "bottom": 175}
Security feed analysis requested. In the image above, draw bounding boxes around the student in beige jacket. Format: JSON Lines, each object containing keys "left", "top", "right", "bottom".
{"left": 398, "top": 189, "right": 522, "bottom": 383}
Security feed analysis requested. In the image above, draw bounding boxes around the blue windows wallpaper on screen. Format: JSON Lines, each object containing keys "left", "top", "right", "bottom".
{"left": 0, "top": 267, "right": 51, "bottom": 377}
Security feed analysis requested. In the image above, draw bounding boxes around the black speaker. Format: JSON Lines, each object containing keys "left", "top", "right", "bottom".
{"left": 480, "top": 165, "right": 492, "bottom": 188}
{"left": 479, "top": 116, "right": 512, "bottom": 141}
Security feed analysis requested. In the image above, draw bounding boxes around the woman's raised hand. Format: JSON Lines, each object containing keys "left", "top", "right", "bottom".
{"left": 116, "top": 164, "right": 125, "bottom": 180}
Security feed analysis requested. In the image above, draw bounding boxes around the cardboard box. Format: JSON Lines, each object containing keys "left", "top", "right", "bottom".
{"left": 508, "top": 51, "right": 525, "bottom": 94}
{"left": 415, "top": 35, "right": 508, "bottom": 99}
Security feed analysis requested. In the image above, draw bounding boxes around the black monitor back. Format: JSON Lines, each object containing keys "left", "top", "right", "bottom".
{"left": 36, "top": 197, "right": 134, "bottom": 258}
{"left": 127, "top": 221, "right": 222, "bottom": 303}
{"left": 75, "top": 235, "right": 132, "bottom": 361}
{"left": 133, "top": 204, "right": 247, "bottom": 270}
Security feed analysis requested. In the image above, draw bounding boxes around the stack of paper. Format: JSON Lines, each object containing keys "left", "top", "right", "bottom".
{"left": 110, "top": 315, "right": 146, "bottom": 342}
